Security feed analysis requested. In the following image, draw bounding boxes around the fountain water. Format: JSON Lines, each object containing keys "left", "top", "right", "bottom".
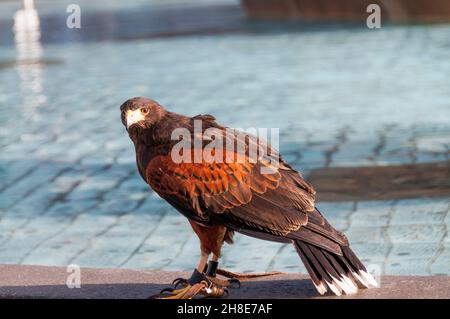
{"left": 14, "top": 0, "right": 40, "bottom": 34}
{"left": 13, "top": 0, "right": 46, "bottom": 122}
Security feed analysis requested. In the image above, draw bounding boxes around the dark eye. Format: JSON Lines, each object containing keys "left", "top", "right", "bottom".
{"left": 140, "top": 108, "right": 149, "bottom": 115}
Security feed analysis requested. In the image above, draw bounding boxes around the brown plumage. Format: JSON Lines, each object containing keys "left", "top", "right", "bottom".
{"left": 120, "top": 97, "right": 377, "bottom": 297}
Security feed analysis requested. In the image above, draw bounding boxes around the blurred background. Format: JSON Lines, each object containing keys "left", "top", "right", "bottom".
{"left": 0, "top": 0, "right": 449, "bottom": 276}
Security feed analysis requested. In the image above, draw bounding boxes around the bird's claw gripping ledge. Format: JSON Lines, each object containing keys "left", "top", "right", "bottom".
{"left": 149, "top": 269, "right": 230, "bottom": 299}
{"left": 208, "top": 277, "right": 241, "bottom": 289}
{"left": 149, "top": 261, "right": 283, "bottom": 298}
{"left": 204, "top": 260, "right": 241, "bottom": 289}
{"left": 172, "top": 277, "right": 189, "bottom": 289}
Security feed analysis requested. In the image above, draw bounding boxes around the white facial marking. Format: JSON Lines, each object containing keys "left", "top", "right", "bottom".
{"left": 126, "top": 109, "right": 145, "bottom": 129}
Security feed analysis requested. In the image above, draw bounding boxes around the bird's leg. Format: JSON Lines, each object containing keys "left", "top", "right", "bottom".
{"left": 203, "top": 254, "right": 280, "bottom": 288}
{"left": 204, "top": 254, "right": 241, "bottom": 289}
{"left": 198, "top": 251, "right": 209, "bottom": 273}
{"left": 153, "top": 252, "right": 228, "bottom": 299}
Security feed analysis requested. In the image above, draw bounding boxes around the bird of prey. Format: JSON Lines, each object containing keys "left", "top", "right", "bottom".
{"left": 120, "top": 97, "right": 378, "bottom": 299}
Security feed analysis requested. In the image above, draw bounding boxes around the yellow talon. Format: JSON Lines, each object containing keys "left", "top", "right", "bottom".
{"left": 161, "top": 285, "right": 193, "bottom": 299}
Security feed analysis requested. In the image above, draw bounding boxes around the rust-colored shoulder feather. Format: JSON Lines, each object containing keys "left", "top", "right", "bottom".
{"left": 144, "top": 124, "right": 317, "bottom": 236}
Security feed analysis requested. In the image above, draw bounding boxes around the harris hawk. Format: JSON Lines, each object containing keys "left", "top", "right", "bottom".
{"left": 120, "top": 97, "right": 377, "bottom": 298}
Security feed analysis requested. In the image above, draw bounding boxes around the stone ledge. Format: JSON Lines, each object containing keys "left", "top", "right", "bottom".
{"left": 0, "top": 264, "right": 449, "bottom": 299}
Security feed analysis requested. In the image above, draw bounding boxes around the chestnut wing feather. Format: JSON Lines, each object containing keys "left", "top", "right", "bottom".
{"left": 143, "top": 125, "right": 348, "bottom": 253}
{"left": 145, "top": 147, "right": 315, "bottom": 236}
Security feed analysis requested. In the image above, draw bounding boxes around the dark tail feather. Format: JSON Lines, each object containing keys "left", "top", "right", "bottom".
{"left": 294, "top": 240, "right": 378, "bottom": 296}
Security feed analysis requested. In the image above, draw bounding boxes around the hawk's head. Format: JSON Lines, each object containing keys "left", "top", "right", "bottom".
{"left": 120, "top": 97, "right": 166, "bottom": 132}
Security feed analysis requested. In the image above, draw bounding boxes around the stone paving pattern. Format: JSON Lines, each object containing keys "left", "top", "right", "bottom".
{"left": 0, "top": 0, "right": 449, "bottom": 276}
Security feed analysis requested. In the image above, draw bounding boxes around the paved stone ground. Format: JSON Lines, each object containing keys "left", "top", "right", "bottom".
{"left": 1, "top": 264, "right": 449, "bottom": 299}
{"left": 0, "top": 0, "right": 449, "bottom": 277}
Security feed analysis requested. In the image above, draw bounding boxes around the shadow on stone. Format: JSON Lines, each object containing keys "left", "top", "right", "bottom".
{"left": 0, "top": 280, "right": 317, "bottom": 299}
{"left": 308, "top": 161, "right": 450, "bottom": 202}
